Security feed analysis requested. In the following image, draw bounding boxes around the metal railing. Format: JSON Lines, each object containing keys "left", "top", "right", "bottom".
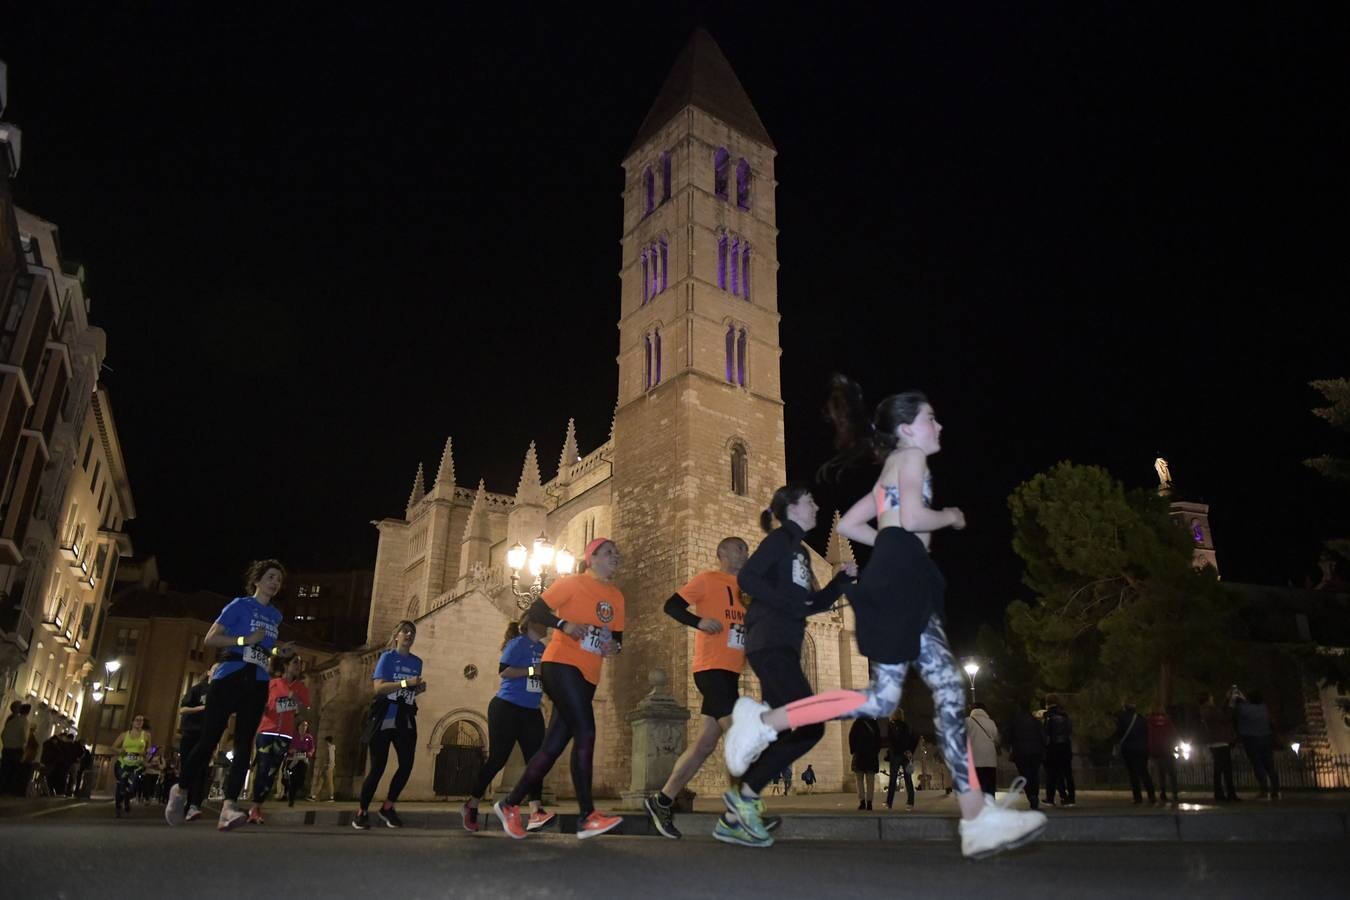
{"left": 995, "top": 751, "right": 1350, "bottom": 792}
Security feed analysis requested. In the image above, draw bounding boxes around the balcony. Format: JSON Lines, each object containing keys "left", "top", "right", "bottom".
{"left": 58, "top": 540, "right": 81, "bottom": 565}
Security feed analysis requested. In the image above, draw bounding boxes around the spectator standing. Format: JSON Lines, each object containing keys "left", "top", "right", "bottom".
{"left": 885, "top": 708, "right": 917, "bottom": 810}
{"left": 1145, "top": 708, "right": 1180, "bottom": 805}
{"left": 1002, "top": 703, "right": 1046, "bottom": 810}
{"left": 801, "top": 764, "right": 816, "bottom": 794}
{"left": 849, "top": 716, "right": 882, "bottom": 810}
{"left": 1111, "top": 701, "right": 1155, "bottom": 804}
{"left": 1199, "top": 693, "right": 1239, "bottom": 803}
{"left": 285, "top": 721, "right": 316, "bottom": 806}
{"left": 965, "top": 703, "right": 1000, "bottom": 797}
{"left": 1043, "top": 695, "right": 1075, "bottom": 807}
{"left": 311, "top": 735, "right": 337, "bottom": 801}
{"left": 1230, "top": 688, "right": 1280, "bottom": 800}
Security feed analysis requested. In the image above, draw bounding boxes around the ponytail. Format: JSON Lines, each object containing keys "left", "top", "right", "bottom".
{"left": 762, "top": 483, "right": 812, "bottom": 533}
{"left": 500, "top": 619, "right": 523, "bottom": 650}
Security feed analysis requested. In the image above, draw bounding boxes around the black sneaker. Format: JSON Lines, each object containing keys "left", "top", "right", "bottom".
{"left": 378, "top": 806, "right": 403, "bottom": 828}
{"left": 352, "top": 811, "right": 370, "bottom": 830}
{"left": 643, "top": 793, "right": 681, "bottom": 839}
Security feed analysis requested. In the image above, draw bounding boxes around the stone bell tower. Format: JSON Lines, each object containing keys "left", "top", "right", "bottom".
{"left": 609, "top": 29, "right": 787, "bottom": 748}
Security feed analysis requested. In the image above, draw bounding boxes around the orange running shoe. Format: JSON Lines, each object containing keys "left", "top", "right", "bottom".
{"left": 247, "top": 807, "right": 265, "bottom": 825}
{"left": 577, "top": 809, "right": 623, "bottom": 839}
{"left": 526, "top": 809, "right": 556, "bottom": 832}
{"left": 493, "top": 800, "right": 527, "bottom": 839}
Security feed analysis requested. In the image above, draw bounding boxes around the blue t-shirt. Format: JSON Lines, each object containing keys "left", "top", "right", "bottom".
{"left": 213, "top": 596, "right": 283, "bottom": 682}
{"left": 373, "top": 650, "right": 423, "bottom": 729}
{"left": 496, "top": 635, "right": 545, "bottom": 709}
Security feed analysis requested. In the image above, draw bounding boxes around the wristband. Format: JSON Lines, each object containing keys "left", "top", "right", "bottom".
{"left": 527, "top": 666, "right": 535, "bottom": 678}
{"left": 270, "top": 646, "right": 279, "bottom": 657}
{"left": 400, "top": 679, "right": 409, "bottom": 689}
{"left": 556, "top": 619, "right": 567, "bottom": 631}
{"left": 236, "top": 636, "right": 246, "bottom": 647}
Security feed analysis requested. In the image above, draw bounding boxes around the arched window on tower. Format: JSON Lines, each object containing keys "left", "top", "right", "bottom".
{"left": 736, "top": 159, "right": 752, "bottom": 209}
{"left": 729, "top": 236, "right": 740, "bottom": 296}
{"left": 800, "top": 631, "right": 819, "bottom": 693}
{"left": 644, "top": 167, "right": 655, "bottom": 215}
{"left": 725, "top": 325, "right": 735, "bottom": 383}
{"left": 661, "top": 151, "right": 672, "bottom": 203}
{"left": 640, "top": 249, "right": 649, "bottom": 304}
{"left": 654, "top": 328, "right": 662, "bottom": 385}
{"left": 737, "top": 328, "right": 748, "bottom": 387}
{"left": 714, "top": 147, "right": 730, "bottom": 200}
{"left": 717, "top": 233, "right": 728, "bottom": 290}
{"left": 730, "top": 442, "right": 748, "bottom": 496}
{"left": 643, "top": 333, "right": 652, "bottom": 390}
{"left": 1191, "top": 519, "right": 1205, "bottom": 544}
{"left": 659, "top": 237, "right": 668, "bottom": 293}
{"left": 650, "top": 242, "right": 659, "bottom": 299}
{"left": 742, "top": 243, "right": 751, "bottom": 300}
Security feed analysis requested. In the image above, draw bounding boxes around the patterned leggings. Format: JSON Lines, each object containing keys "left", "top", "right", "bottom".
{"left": 782, "top": 615, "right": 972, "bottom": 794}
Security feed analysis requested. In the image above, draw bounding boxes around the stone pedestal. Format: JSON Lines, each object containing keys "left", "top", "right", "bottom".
{"left": 619, "top": 668, "right": 690, "bottom": 810}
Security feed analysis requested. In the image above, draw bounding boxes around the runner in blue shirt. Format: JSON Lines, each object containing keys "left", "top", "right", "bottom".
{"left": 353, "top": 620, "right": 425, "bottom": 829}
{"left": 462, "top": 616, "right": 552, "bottom": 833}
{"left": 166, "top": 559, "right": 294, "bottom": 831}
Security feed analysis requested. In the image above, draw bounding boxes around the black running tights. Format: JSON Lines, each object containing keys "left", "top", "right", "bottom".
{"left": 506, "top": 663, "right": 596, "bottom": 816}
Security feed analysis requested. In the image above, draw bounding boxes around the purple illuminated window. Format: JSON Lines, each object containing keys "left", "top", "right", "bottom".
{"left": 644, "top": 167, "right": 654, "bottom": 215}
{"left": 717, "top": 234, "right": 728, "bottom": 290}
{"left": 737, "top": 328, "right": 747, "bottom": 387}
{"left": 661, "top": 152, "right": 672, "bottom": 202}
{"left": 654, "top": 329, "right": 662, "bottom": 385}
{"left": 730, "top": 236, "right": 740, "bottom": 296}
{"left": 742, "top": 244, "right": 751, "bottom": 300}
{"left": 730, "top": 443, "right": 748, "bottom": 496}
{"left": 650, "top": 243, "right": 660, "bottom": 298}
{"left": 642, "top": 251, "right": 650, "bottom": 304}
{"left": 736, "top": 159, "right": 751, "bottom": 209}
{"left": 1191, "top": 520, "right": 1204, "bottom": 543}
{"left": 714, "top": 148, "right": 730, "bottom": 200}
{"left": 643, "top": 334, "right": 652, "bottom": 389}
{"left": 659, "top": 238, "right": 668, "bottom": 293}
{"left": 725, "top": 325, "right": 735, "bottom": 382}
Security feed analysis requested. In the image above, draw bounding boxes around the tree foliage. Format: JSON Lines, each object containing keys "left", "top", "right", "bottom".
{"left": 1304, "top": 378, "right": 1350, "bottom": 562}
{"left": 1006, "top": 462, "right": 1236, "bottom": 739}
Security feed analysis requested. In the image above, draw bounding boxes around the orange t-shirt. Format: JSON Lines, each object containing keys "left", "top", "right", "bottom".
{"left": 677, "top": 571, "right": 747, "bottom": 674}
{"left": 541, "top": 572, "right": 626, "bottom": 685}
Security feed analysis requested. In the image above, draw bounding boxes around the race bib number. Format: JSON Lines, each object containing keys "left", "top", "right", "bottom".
{"left": 390, "top": 688, "right": 417, "bottom": 705}
{"left": 727, "top": 623, "right": 747, "bottom": 651}
{"left": 792, "top": 555, "right": 811, "bottom": 589}
{"left": 242, "top": 645, "right": 269, "bottom": 668}
{"left": 580, "top": 625, "right": 607, "bottom": 655}
{"left": 527, "top": 671, "right": 543, "bottom": 693}
{"left": 276, "top": 697, "right": 297, "bottom": 713}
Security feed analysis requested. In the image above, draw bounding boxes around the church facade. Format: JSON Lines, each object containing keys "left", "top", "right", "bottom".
{"left": 309, "top": 30, "right": 868, "bottom": 803}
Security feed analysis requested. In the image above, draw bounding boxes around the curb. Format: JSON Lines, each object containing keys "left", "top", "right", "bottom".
{"left": 258, "top": 809, "right": 1350, "bottom": 842}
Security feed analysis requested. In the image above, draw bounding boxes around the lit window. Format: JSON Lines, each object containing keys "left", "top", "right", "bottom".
{"left": 714, "top": 148, "right": 730, "bottom": 200}
{"left": 661, "top": 152, "right": 672, "bottom": 202}
{"left": 736, "top": 159, "right": 752, "bottom": 209}
{"left": 644, "top": 167, "right": 654, "bottom": 215}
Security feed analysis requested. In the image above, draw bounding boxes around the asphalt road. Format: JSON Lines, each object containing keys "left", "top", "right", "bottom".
{"left": 1, "top": 802, "right": 1345, "bottom": 899}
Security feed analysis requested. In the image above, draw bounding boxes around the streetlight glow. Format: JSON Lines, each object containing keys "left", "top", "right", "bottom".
{"left": 91, "top": 690, "right": 104, "bottom": 703}
{"left": 1290, "top": 742, "right": 1301, "bottom": 755}
{"left": 532, "top": 535, "right": 555, "bottom": 569}
{"left": 104, "top": 659, "right": 121, "bottom": 674}
{"left": 963, "top": 661, "right": 980, "bottom": 679}
{"left": 555, "top": 548, "right": 576, "bottom": 575}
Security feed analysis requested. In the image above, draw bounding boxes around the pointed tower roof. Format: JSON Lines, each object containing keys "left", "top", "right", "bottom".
{"left": 407, "top": 462, "right": 426, "bottom": 510}
{"left": 514, "top": 441, "right": 546, "bottom": 507}
{"left": 825, "top": 510, "right": 856, "bottom": 567}
{"left": 628, "top": 28, "right": 774, "bottom": 157}
{"left": 465, "top": 478, "right": 490, "bottom": 539}
{"left": 434, "top": 436, "right": 455, "bottom": 491}
{"left": 557, "top": 418, "right": 579, "bottom": 479}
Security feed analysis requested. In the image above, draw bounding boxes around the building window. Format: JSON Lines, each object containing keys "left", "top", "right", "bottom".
{"left": 729, "top": 237, "right": 740, "bottom": 296}
{"left": 725, "top": 326, "right": 735, "bottom": 383}
{"left": 736, "top": 158, "right": 752, "bottom": 209}
{"left": 641, "top": 250, "right": 649, "bottom": 303}
{"left": 643, "top": 334, "right": 652, "bottom": 390}
{"left": 114, "top": 626, "right": 139, "bottom": 657}
{"left": 742, "top": 243, "right": 751, "bottom": 301}
{"left": 659, "top": 237, "right": 668, "bottom": 293}
{"left": 654, "top": 329, "right": 662, "bottom": 385}
{"left": 800, "top": 631, "right": 819, "bottom": 693}
{"left": 81, "top": 435, "right": 94, "bottom": 471}
{"left": 644, "top": 167, "right": 654, "bottom": 215}
{"left": 1191, "top": 520, "right": 1204, "bottom": 543}
{"left": 0, "top": 275, "right": 35, "bottom": 362}
{"left": 90, "top": 460, "right": 101, "bottom": 491}
{"left": 737, "top": 328, "right": 748, "bottom": 387}
{"left": 731, "top": 443, "right": 748, "bottom": 496}
{"left": 714, "top": 148, "right": 730, "bottom": 200}
{"left": 78, "top": 603, "right": 93, "bottom": 640}
{"left": 717, "top": 233, "right": 728, "bottom": 290}
{"left": 661, "top": 151, "right": 672, "bottom": 202}
{"left": 650, "top": 243, "right": 659, "bottom": 299}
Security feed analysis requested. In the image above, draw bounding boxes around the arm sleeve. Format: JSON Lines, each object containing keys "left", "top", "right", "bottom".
{"left": 526, "top": 597, "right": 564, "bottom": 629}
{"left": 663, "top": 594, "right": 703, "bottom": 628}
{"left": 737, "top": 531, "right": 802, "bottom": 615}
{"left": 805, "top": 572, "right": 851, "bottom": 613}
{"left": 372, "top": 651, "right": 394, "bottom": 681}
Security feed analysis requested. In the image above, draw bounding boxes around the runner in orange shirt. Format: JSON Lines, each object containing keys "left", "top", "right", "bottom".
{"left": 643, "top": 536, "right": 780, "bottom": 840}
{"left": 494, "top": 538, "right": 626, "bottom": 840}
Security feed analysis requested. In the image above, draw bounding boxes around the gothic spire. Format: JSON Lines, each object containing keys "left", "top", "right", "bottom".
{"left": 825, "top": 510, "right": 856, "bottom": 567}
{"left": 514, "top": 441, "right": 545, "bottom": 507}
{"left": 465, "top": 478, "right": 489, "bottom": 539}
{"left": 434, "top": 436, "right": 455, "bottom": 491}
{"left": 558, "top": 418, "right": 579, "bottom": 479}
{"left": 407, "top": 462, "right": 426, "bottom": 510}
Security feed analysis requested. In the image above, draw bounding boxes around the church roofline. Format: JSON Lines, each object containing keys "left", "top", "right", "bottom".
{"left": 626, "top": 27, "right": 774, "bottom": 158}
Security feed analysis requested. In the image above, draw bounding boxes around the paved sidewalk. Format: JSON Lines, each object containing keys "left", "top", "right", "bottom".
{"left": 4, "top": 790, "right": 1347, "bottom": 842}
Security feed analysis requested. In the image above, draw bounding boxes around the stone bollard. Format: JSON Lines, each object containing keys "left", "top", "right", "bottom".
{"left": 619, "top": 668, "right": 691, "bottom": 810}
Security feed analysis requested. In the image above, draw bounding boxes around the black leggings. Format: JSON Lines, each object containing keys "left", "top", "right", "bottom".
{"left": 506, "top": 662, "right": 597, "bottom": 816}
{"left": 178, "top": 667, "right": 269, "bottom": 807}
{"left": 472, "top": 696, "right": 546, "bottom": 801}
{"left": 742, "top": 647, "right": 824, "bottom": 794}
{"left": 251, "top": 734, "right": 292, "bottom": 803}
{"left": 360, "top": 727, "right": 416, "bottom": 811}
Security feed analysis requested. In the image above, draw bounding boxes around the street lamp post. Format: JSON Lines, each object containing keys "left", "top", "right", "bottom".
{"left": 963, "top": 661, "right": 980, "bottom": 704}
{"left": 81, "top": 659, "right": 120, "bottom": 797}
{"left": 506, "top": 535, "right": 576, "bottom": 611}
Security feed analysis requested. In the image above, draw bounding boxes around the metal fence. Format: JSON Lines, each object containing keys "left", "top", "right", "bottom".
{"left": 994, "top": 751, "right": 1350, "bottom": 793}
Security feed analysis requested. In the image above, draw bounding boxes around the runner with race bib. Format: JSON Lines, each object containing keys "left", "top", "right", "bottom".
{"left": 354, "top": 620, "right": 423, "bottom": 830}
{"left": 644, "top": 536, "right": 784, "bottom": 841}
{"left": 462, "top": 615, "right": 552, "bottom": 833}
{"left": 494, "top": 538, "right": 625, "bottom": 841}
{"left": 248, "top": 653, "right": 309, "bottom": 824}
{"left": 166, "top": 559, "right": 293, "bottom": 831}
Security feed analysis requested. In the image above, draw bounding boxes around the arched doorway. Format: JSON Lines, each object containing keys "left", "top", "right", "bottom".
{"left": 433, "top": 719, "right": 485, "bottom": 797}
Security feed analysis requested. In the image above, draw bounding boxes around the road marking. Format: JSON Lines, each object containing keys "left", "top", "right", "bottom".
{"left": 25, "top": 801, "right": 89, "bottom": 818}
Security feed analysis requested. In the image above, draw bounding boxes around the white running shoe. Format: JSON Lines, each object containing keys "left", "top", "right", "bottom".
{"left": 164, "top": 783, "right": 187, "bottom": 827}
{"left": 959, "top": 777, "right": 1048, "bottom": 859}
{"left": 723, "top": 697, "right": 777, "bottom": 777}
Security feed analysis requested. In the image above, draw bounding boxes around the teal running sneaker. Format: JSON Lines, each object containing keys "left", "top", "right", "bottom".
{"left": 713, "top": 816, "right": 774, "bottom": 848}
{"left": 722, "top": 790, "right": 770, "bottom": 841}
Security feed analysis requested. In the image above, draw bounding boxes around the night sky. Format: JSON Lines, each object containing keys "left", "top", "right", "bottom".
{"left": 3, "top": 4, "right": 1346, "bottom": 649}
